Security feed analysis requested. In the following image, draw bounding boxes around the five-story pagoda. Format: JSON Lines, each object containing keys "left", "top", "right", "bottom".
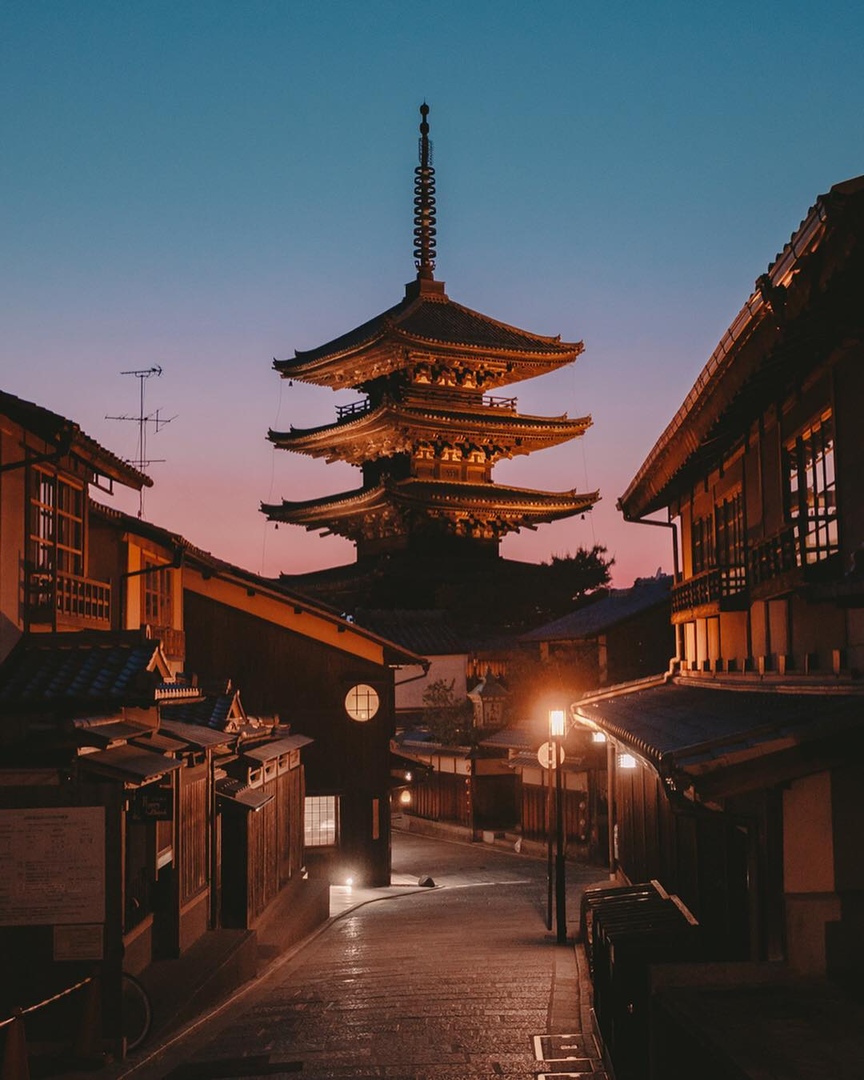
{"left": 263, "top": 105, "right": 598, "bottom": 564}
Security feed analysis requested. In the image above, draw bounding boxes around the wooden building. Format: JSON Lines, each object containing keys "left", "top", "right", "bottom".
{"left": 480, "top": 719, "right": 604, "bottom": 861}
{"left": 90, "top": 505, "right": 425, "bottom": 887}
{"left": 391, "top": 729, "right": 519, "bottom": 837}
{"left": 0, "top": 390, "right": 422, "bottom": 1062}
{"left": 571, "top": 177, "right": 864, "bottom": 1077}
{"left": 520, "top": 574, "right": 674, "bottom": 689}
{"left": 263, "top": 105, "right": 597, "bottom": 562}
{"left": 0, "top": 389, "right": 151, "bottom": 661}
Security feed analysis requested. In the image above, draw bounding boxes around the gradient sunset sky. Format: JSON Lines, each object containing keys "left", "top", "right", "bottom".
{"left": 3, "top": 2, "right": 863, "bottom": 586}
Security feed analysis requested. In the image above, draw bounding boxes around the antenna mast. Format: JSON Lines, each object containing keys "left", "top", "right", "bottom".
{"left": 106, "top": 366, "right": 175, "bottom": 517}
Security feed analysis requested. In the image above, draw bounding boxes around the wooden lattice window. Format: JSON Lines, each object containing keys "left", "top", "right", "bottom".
{"left": 785, "top": 411, "right": 838, "bottom": 565}
{"left": 143, "top": 557, "right": 173, "bottom": 626}
{"left": 691, "top": 515, "right": 714, "bottom": 574}
{"left": 304, "top": 795, "right": 339, "bottom": 848}
{"left": 29, "top": 468, "right": 84, "bottom": 577}
{"left": 715, "top": 491, "right": 744, "bottom": 568}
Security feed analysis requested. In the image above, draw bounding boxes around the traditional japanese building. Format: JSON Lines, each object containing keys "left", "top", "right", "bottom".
{"left": 263, "top": 105, "right": 598, "bottom": 563}
{"left": 569, "top": 176, "right": 864, "bottom": 1080}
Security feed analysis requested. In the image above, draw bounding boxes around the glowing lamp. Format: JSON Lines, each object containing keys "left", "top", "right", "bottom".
{"left": 549, "top": 709, "right": 566, "bottom": 739}
{"left": 618, "top": 753, "right": 638, "bottom": 770}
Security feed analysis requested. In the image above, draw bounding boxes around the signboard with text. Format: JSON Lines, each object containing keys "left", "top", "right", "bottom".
{"left": 0, "top": 806, "right": 105, "bottom": 926}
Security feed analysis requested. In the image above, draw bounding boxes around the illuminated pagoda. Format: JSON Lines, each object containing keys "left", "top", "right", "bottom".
{"left": 263, "top": 105, "right": 598, "bottom": 569}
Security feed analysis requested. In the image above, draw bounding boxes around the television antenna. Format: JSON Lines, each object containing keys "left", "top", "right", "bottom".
{"left": 106, "top": 366, "right": 176, "bottom": 517}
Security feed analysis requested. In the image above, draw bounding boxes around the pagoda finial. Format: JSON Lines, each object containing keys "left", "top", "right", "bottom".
{"left": 413, "top": 102, "right": 437, "bottom": 280}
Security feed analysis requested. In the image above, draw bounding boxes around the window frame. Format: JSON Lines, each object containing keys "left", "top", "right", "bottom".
{"left": 784, "top": 410, "right": 839, "bottom": 566}
{"left": 691, "top": 514, "right": 715, "bottom": 574}
{"left": 304, "top": 795, "right": 340, "bottom": 849}
{"left": 142, "top": 556, "right": 174, "bottom": 627}
{"left": 29, "top": 466, "right": 85, "bottom": 578}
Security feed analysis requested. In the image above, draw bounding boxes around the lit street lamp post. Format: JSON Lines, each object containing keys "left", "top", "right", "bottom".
{"left": 545, "top": 741, "right": 553, "bottom": 931}
{"left": 549, "top": 708, "right": 567, "bottom": 943}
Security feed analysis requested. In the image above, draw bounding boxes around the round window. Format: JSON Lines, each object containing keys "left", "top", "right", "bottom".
{"left": 344, "top": 683, "right": 380, "bottom": 722}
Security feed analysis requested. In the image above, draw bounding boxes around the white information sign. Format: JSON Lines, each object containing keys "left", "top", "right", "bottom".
{"left": 0, "top": 807, "right": 105, "bottom": 926}
{"left": 537, "top": 742, "right": 565, "bottom": 769}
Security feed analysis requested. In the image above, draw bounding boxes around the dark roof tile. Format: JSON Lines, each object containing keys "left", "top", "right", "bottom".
{"left": 279, "top": 293, "right": 581, "bottom": 367}
{"left": 576, "top": 679, "right": 864, "bottom": 768}
{"left": 0, "top": 631, "right": 164, "bottom": 710}
{"left": 521, "top": 576, "right": 672, "bottom": 642}
{"left": 354, "top": 609, "right": 462, "bottom": 656}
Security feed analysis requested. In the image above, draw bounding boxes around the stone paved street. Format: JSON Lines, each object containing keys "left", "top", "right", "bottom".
{"left": 115, "top": 832, "right": 608, "bottom": 1079}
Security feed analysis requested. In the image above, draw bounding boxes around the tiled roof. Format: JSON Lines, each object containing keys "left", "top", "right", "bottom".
{"left": 521, "top": 576, "right": 672, "bottom": 642}
{"left": 241, "top": 734, "right": 313, "bottom": 761}
{"left": 265, "top": 478, "right": 598, "bottom": 520}
{"left": 0, "top": 389, "right": 151, "bottom": 490}
{"left": 159, "top": 718, "right": 235, "bottom": 749}
{"left": 215, "top": 776, "right": 273, "bottom": 811}
{"left": 269, "top": 400, "right": 590, "bottom": 456}
{"left": 354, "top": 609, "right": 463, "bottom": 656}
{"left": 505, "top": 750, "right": 585, "bottom": 773}
{"left": 160, "top": 692, "right": 240, "bottom": 731}
{"left": 397, "top": 296, "right": 579, "bottom": 354}
{"left": 479, "top": 719, "right": 539, "bottom": 750}
{"left": 575, "top": 678, "right": 864, "bottom": 780}
{"left": 76, "top": 743, "right": 183, "bottom": 784}
{"left": 277, "top": 292, "right": 582, "bottom": 369}
{"left": 0, "top": 631, "right": 166, "bottom": 710}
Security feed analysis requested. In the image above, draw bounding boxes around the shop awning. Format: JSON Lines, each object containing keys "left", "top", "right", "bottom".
{"left": 241, "top": 734, "right": 313, "bottom": 763}
{"left": 76, "top": 744, "right": 183, "bottom": 785}
{"left": 215, "top": 776, "right": 274, "bottom": 811}
{"left": 159, "top": 719, "right": 236, "bottom": 749}
{"left": 574, "top": 678, "right": 864, "bottom": 798}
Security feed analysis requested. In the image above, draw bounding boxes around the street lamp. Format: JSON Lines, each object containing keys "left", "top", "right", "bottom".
{"left": 549, "top": 708, "right": 567, "bottom": 944}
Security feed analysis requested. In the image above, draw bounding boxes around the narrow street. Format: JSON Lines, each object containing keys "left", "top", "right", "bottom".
{"left": 115, "top": 832, "right": 608, "bottom": 1079}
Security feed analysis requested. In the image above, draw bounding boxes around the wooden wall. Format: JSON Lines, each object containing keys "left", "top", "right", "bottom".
{"left": 184, "top": 591, "right": 396, "bottom": 885}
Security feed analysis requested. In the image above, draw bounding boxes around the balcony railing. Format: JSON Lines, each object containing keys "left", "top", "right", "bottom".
{"left": 482, "top": 395, "right": 517, "bottom": 410}
{"left": 671, "top": 565, "right": 747, "bottom": 616}
{"left": 336, "top": 398, "right": 371, "bottom": 421}
{"left": 28, "top": 570, "right": 112, "bottom": 626}
{"left": 748, "top": 525, "right": 798, "bottom": 592}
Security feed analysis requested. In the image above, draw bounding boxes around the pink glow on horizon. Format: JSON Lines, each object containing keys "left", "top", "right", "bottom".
{"left": 4, "top": 3, "right": 860, "bottom": 592}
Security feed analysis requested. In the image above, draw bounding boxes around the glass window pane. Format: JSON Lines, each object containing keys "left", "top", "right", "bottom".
{"left": 304, "top": 795, "right": 338, "bottom": 847}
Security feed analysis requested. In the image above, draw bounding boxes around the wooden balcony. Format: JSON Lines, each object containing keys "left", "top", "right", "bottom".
{"left": 671, "top": 565, "right": 747, "bottom": 622}
{"left": 28, "top": 570, "right": 112, "bottom": 628}
{"left": 748, "top": 525, "right": 801, "bottom": 599}
{"left": 336, "top": 398, "right": 371, "bottom": 421}
{"left": 748, "top": 525, "right": 846, "bottom": 599}
{"left": 482, "top": 395, "right": 517, "bottom": 410}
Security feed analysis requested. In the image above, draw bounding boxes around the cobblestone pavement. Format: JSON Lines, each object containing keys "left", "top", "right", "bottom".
{"left": 117, "top": 833, "right": 609, "bottom": 1079}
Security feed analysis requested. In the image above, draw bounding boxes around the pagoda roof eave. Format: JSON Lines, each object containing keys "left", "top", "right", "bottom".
{"left": 273, "top": 292, "right": 583, "bottom": 385}
{"left": 262, "top": 480, "right": 600, "bottom": 527}
{"left": 268, "top": 403, "right": 593, "bottom": 452}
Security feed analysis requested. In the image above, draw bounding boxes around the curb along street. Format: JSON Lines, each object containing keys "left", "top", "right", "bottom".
{"left": 58, "top": 830, "right": 610, "bottom": 1079}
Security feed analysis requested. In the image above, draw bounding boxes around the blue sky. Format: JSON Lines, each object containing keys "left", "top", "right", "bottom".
{"left": 3, "top": 1, "right": 863, "bottom": 585}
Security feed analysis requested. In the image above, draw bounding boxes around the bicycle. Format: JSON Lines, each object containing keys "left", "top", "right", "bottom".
{"left": 121, "top": 972, "right": 152, "bottom": 1051}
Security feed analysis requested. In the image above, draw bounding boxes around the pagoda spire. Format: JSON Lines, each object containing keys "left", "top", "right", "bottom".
{"left": 413, "top": 103, "right": 437, "bottom": 280}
